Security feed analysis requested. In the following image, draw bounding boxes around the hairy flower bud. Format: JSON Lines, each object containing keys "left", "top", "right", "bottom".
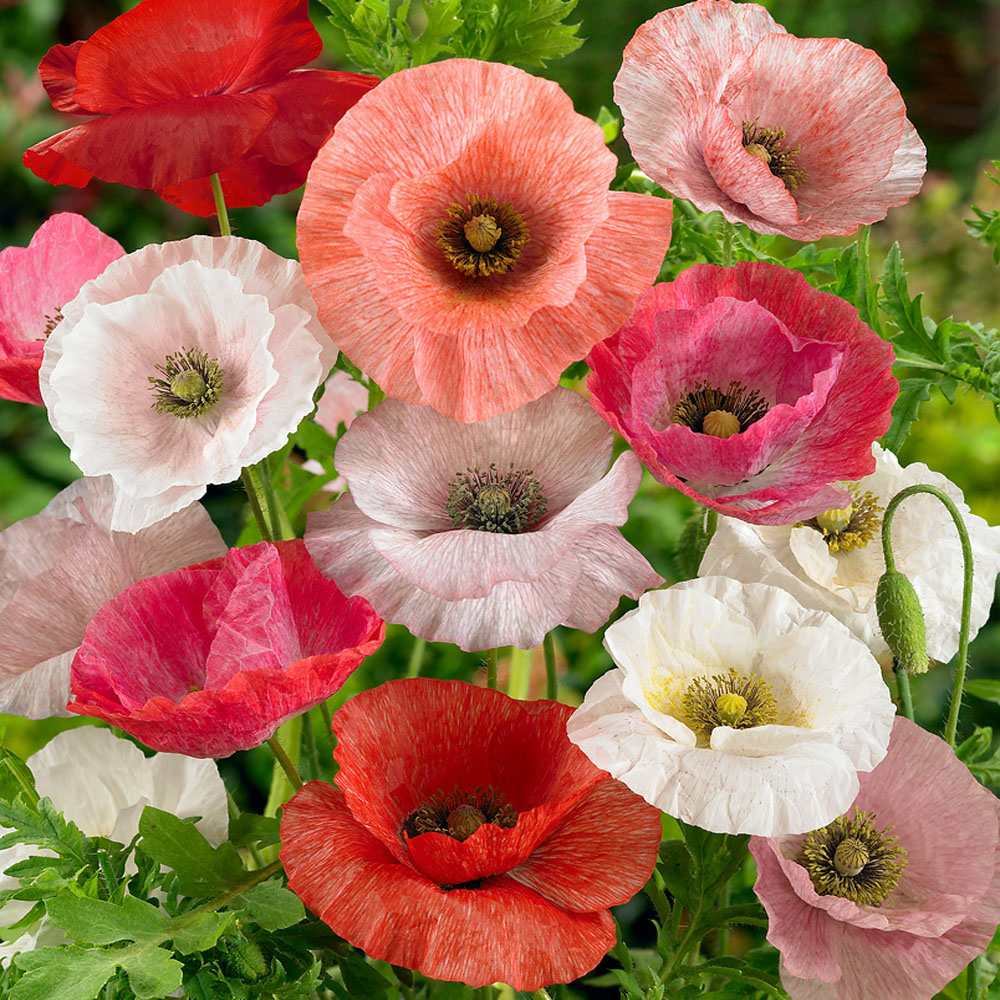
{"left": 875, "top": 570, "right": 929, "bottom": 673}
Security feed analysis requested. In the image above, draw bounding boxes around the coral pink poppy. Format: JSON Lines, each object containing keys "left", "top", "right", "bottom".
{"left": 587, "top": 262, "right": 897, "bottom": 524}
{"left": 750, "top": 717, "right": 1000, "bottom": 1000}
{"left": 297, "top": 58, "right": 673, "bottom": 422}
{"left": 22, "top": 0, "right": 377, "bottom": 216}
{"left": 304, "top": 388, "right": 661, "bottom": 651}
{"left": 615, "top": 0, "right": 925, "bottom": 240}
{"left": 280, "top": 679, "right": 662, "bottom": 989}
{"left": 67, "top": 540, "right": 384, "bottom": 757}
{"left": 0, "top": 475, "right": 226, "bottom": 719}
{"left": 0, "top": 213, "right": 123, "bottom": 405}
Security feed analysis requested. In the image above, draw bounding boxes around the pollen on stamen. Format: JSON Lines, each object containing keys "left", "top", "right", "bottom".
{"left": 676, "top": 669, "right": 778, "bottom": 745}
{"left": 149, "top": 347, "right": 223, "bottom": 418}
{"left": 803, "top": 487, "right": 883, "bottom": 554}
{"left": 741, "top": 118, "right": 807, "bottom": 190}
{"left": 446, "top": 463, "right": 546, "bottom": 534}
{"left": 673, "top": 380, "right": 769, "bottom": 435}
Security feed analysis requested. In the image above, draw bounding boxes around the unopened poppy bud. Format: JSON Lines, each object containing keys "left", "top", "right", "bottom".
{"left": 875, "top": 569, "right": 929, "bottom": 674}
{"left": 219, "top": 933, "right": 268, "bottom": 980}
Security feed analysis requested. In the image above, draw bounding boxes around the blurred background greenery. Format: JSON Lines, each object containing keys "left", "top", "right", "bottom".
{"left": 1, "top": 1, "right": 999, "bottom": 993}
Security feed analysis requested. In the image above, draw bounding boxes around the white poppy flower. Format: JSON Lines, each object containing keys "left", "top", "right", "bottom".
{"left": 0, "top": 726, "right": 228, "bottom": 963}
{"left": 566, "top": 577, "right": 895, "bottom": 837}
{"left": 40, "top": 236, "right": 332, "bottom": 533}
{"left": 699, "top": 444, "right": 1000, "bottom": 663}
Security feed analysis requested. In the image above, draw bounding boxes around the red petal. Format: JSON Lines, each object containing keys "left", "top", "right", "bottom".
{"left": 508, "top": 776, "right": 661, "bottom": 912}
{"left": 0, "top": 358, "right": 43, "bottom": 405}
{"left": 23, "top": 94, "right": 275, "bottom": 190}
{"left": 38, "top": 42, "right": 86, "bottom": 113}
{"left": 69, "top": 541, "right": 384, "bottom": 757}
{"left": 331, "top": 680, "right": 603, "bottom": 863}
{"left": 71, "top": 0, "right": 321, "bottom": 112}
{"left": 281, "top": 781, "right": 617, "bottom": 990}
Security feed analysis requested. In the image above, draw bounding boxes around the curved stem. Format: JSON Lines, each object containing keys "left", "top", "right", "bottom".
{"left": 543, "top": 632, "right": 558, "bottom": 700}
{"left": 486, "top": 648, "right": 498, "bottom": 690}
{"left": 882, "top": 484, "right": 974, "bottom": 746}
{"left": 267, "top": 735, "right": 303, "bottom": 791}
{"left": 210, "top": 173, "right": 231, "bottom": 237}
{"left": 895, "top": 666, "right": 915, "bottom": 722}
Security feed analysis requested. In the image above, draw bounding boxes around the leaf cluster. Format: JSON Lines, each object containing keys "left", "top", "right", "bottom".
{"left": 320, "top": 0, "right": 582, "bottom": 78}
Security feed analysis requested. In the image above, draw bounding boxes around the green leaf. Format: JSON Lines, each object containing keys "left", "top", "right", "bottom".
{"left": 881, "top": 377, "right": 931, "bottom": 453}
{"left": 48, "top": 894, "right": 169, "bottom": 946}
{"left": 966, "top": 679, "right": 1000, "bottom": 706}
{"left": 879, "top": 244, "right": 948, "bottom": 363}
{"left": 294, "top": 418, "right": 338, "bottom": 471}
{"left": 120, "top": 946, "right": 184, "bottom": 999}
{"left": 337, "top": 951, "right": 393, "bottom": 997}
{"left": 0, "top": 797, "right": 85, "bottom": 865}
{"left": 656, "top": 840, "right": 693, "bottom": 908}
{"left": 595, "top": 105, "right": 620, "bottom": 144}
{"left": 12, "top": 947, "right": 122, "bottom": 1000}
{"left": 234, "top": 880, "right": 305, "bottom": 931}
{"left": 137, "top": 807, "right": 246, "bottom": 897}
{"left": 0, "top": 744, "right": 37, "bottom": 807}
{"left": 228, "top": 812, "right": 280, "bottom": 850}
{"left": 170, "top": 911, "right": 234, "bottom": 955}
{"left": 957, "top": 727, "right": 993, "bottom": 763}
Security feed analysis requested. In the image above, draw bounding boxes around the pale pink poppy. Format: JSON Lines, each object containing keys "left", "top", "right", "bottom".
{"left": 0, "top": 476, "right": 226, "bottom": 718}
{"left": 315, "top": 370, "right": 368, "bottom": 435}
{"left": 297, "top": 58, "right": 673, "bottom": 422}
{"left": 0, "top": 213, "right": 123, "bottom": 404}
{"left": 587, "top": 262, "right": 897, "bottom": 524}
{"left": 615, "top": 0, "right": 925, "bottom": 240}
{"left": 751, "top": 717, "right": 1000, "bottom": 1000}
{"left": 304, "top": 388, "right": 662, "bottom": 651}
{"left": 39, "top": 236, "right": 335, "bottom": 532}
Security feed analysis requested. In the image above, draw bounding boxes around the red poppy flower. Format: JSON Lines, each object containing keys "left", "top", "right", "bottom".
{"left": 280, "top": 679, "right": 662, "bottom": 989}
{"left": 22, "top": 0, "right": 378, "bottom": 216}
{"left": 68, "top": 540, "right": 384, "bottom": 757}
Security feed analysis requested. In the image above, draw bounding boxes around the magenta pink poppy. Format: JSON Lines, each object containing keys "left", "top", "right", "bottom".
{"left": 68, "top": 540, "right": 384, "bottom": 757}
{"left": 0, "top": 213, "right": 123, "bottom": 405}
{"left": 750, "top": 717, "right": 1000, "bottom": 1000}
{"left": 587, "top": 262, "right": 897, "bottom": 524}
{"left": 615, "top": 0, "right": 925, "bottom": 240}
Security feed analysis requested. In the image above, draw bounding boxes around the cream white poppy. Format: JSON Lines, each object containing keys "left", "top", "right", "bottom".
{"left": 566, "top": 577, "right": 895, "bottom": 837}
{"left": 699, "top": 444, "right": 1000, "bottom": 663}
{"left": 0, "top": 726, "right": 228, "bottom": 962}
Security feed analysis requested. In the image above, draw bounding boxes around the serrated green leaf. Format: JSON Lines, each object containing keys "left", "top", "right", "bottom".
{"left": 656, "top": 840, "right": 693, "bottom": 908}
{"left": 294, "top": 418, "right": 338, "bottom": 469}
{"left": 120, "top": 946, "right": 183, "bottom": 999}
{"left": 137, "top": 807, "right": 245, "bottom": 897}
{"left": 234, "top": 880, "right": 305, "bottom": 931}
{"left": 0, "top": 798, "right": 85, "bottom": 864}
{"left": 337, "top": 950, "right": 392, "bottom": 997}
{"left": 228, "top": 812, "right": 281, "bottom": 850}
{"left": 48, "top": 894, "right": 168, "bottom": 946}
{"left": 0, "top": 745, "right": 37, "bottom": 807}
{"left": 12, "top": 947, "right": 120, "bottom": 1000}
{"left": 171, "top": 911, "right": 234, "bottom": 955}
{"left": 881, "top": 377, "right": 932, "bottom": 453}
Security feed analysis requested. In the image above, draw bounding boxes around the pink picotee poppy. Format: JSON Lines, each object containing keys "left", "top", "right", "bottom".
{"left": 750, "top": 717, "right": 1000, "bottom": 1000}
{"left": 0, "top": 214, "right": 123, "bottom": 405}
{"left": 280, "top": 679, "right": 662, "bottom": 989}
{"left": 68, "top": 540, "right": 384, "bottom": 757}
{"left": 297, "top": 58, "right": 673, "bottom": 421}
{"left": 615, "top": 0, "right": 925, "bottom": 240}
{"left": 587, "top": 262, "right": 897, "bottom": 524}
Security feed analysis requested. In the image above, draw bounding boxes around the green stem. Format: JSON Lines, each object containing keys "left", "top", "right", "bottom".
{"left": 967, "top": 956, "right": 980, "bottom": 1000}
{"left": 720, "top": 223, "right": 734, "bottom": 267}
{"left": 507, "top": 647, "right": 532, "bottom": 699}
{"left": 301, "top": 710, "right": 320, "bottom": 782}
{"left": 530, "top": 991, "right": 553, "bottom": 1000}
{"left": 267, "top": 735, "right": 303, "bottom": 791}
{"left": 705, "top": 507, "right": 718, "bottom": 546}
{"left": 210, "top": 173, "right": 231, "bottom": 237}
{"left": 882, "top": 484, "right": 975, "bottom": 746}
{"left": 896, "top": 667, "right": 915, "bottom": 722}
{"left": 543, "top": 631, "right": 558, "bottom": 700}
{"left": 319, "top": 698, "right": 334, "bottom": 737}
{"left": 486, "top": 648, "right": 498, "bottom": 690}
{"left": 406, "top": 637, "right": 426, "bottom": 678}
{"left": 717, "top": 881, "right": 731, "bottom": 958}
{"left": 257, "top": 455, "right": 291, "bottom": 540}
{"left": 241, "top": 467, "right": 274, "bottom": 542}
{"left": 642, "top": 874, "right": 671, "bottom": 927}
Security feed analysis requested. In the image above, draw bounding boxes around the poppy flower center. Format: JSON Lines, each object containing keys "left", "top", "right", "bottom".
{"left": 437, "top": 196, "right": 530, "bottom": 278}
{"left": 446, "top": 463, "right": 547, "bottom": 533}
{"left": 800, "top": 809, "right": 907, "bottom": 906}
{"left": 149, "top": 347, "right": 224, "bottom": 419}
{"left": 40, "top": 309, "right": 63, "bottom": 341}
{"left": 741, "top": 119, "right": 807, "bottom": 190}
{"left": 676, "top": 669, "right": 778, "bottom": 745}
{"left": 405, "top": 786, "right": 519, "bottom": 842}
{"left": 803, "top": 487, "right": 883, "bottom": 554}
{"left": 673, "top": 380, "right": 768, "bottom": 436}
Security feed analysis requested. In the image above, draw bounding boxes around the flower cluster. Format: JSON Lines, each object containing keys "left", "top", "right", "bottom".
{"left": 3, "top": 0, "right": 999, "bottom": 998}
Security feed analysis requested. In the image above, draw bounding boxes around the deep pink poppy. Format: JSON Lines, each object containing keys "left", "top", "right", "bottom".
{"left": 0, "top": 213, "right": 123, "bottom": 405}
{"left": 587, "top": 262, "right": 897, "bottom": 524}
{"left": 280, "top": 679, "right": 662, "bottom": 989}
{"left": 22, "top": 0, "right": 377, "bottom": 216}
{"left": 68, "top": 540, "right": 384, "bottom": 757}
